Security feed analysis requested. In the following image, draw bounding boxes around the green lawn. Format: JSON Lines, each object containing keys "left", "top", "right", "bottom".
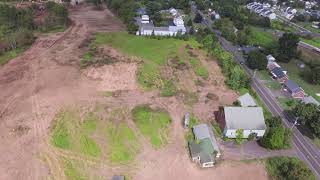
{"left": 301, "top": 37, "right": 320, "bottom": 48}
{"left": 248, "top": 26, "right": 277, "bottom": 48}
{"left": 296, "top": 21, "right": 320, "bottom": 34}
{"left": 265, "top": 81, "right": 282, "bottom": 90}
{"left": 93, "top": 32, "right": 199, "bottom": 89}
{"left": 271, "top": 20, "right": 296, "bottom": 33}
{"left": 0, "top": 48, "right": 26, "bottom": 65}
{"left": 131, "top": 105, "right": 172, "bottom": 148}
{"left": 258, "top": 70, "right": 272, "bottom": 81}
{"left": 63, "top": 159, "right": 86, "bottom": 180}
{"left": 280, "top": 61, "right": 320, "bottom": 101}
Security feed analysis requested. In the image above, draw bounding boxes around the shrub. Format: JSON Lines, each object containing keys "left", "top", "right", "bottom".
{"left": 266, "top": 156, "right": 315, "bottom": 180}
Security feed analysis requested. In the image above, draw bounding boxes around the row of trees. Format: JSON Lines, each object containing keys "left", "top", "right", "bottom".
{"left": 196, "top": 28, "right": 251, "bottom": 91}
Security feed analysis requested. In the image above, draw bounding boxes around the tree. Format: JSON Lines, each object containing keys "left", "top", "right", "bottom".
{"left": 237, "top": 27, "right": 251, "bottom": 45}
{"left": 311, "top": 66, "right": 320, "bottom": 85}
{"left": 247, "top": 50, "right": 267, "bottom": 70}
{"left": 235, "top": 129, "right": 244, "bottom": 144}
{"left": 266, "top": 157, "right": 316, "bottom": 180}
{"left": 226, "top": 65, "right": 251, "bottom": 90}
{"left": 194, "top": 13, "right": 203, "bottom": 23}
{"left": 146, "top": 1, "right": 161, "bottom": 17}
{"left": 260, "top": 117, "right": 292, "bottom": 149}
{"left": 293, "top": 102, "right": 320, "bottom": 137}
{"left": 277, "top": 33, "right": 300, "bottom": 63}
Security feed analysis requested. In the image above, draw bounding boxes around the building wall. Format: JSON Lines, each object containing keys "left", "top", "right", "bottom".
{"left": 292, "top": 91, "right": 305, "bottom": 99}
{"left": 224, "top": 129, "right": 266, "bottom": 138}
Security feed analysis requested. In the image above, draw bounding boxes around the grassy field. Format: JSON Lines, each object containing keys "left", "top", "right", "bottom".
{"left": 277, "top": 97, "right": 299, "bottom": 110}
{"left": 301, "top": 37, "right": 320, "bottom": 48}
{"left": 93, "top": 32, "right": 199, "bottom": 89}
{"left": 51, "top": 109, "right": 141, "bottom": 163}
{"left": 271, "top": 20, "right": 296, "bottom": 33}
{"left": 248, "top": 26, "right": 277, "bottom": 48}
{"left": 63, "top": 159, "right": 86, "bottom": 180}
{"left": 106, "top": 122, "right": 140, "bottom": 163}
{"left": 131, "top": 105, "right": 172, "bottom": 148}
{"left": 280, "top": 61, "right": 320, "bottom": 101}
{"left": 0, "top": 48, "right": 26, "bottom": 65}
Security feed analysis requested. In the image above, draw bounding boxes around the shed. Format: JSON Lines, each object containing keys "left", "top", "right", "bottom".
{"left": 237, "top": 93, "right": 257, "bottom": 107}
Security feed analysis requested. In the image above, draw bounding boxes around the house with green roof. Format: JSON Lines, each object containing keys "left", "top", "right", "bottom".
{"left": 188, "top": 124, "right": 220, "bottom": 168}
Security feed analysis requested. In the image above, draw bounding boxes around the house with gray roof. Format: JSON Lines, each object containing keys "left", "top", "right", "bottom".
{"left": 217, "top": 107, "right": 266, "bottom": 138}
{"left": 270, "top": 67, "right": 288, "bottom": 83}
{"left": 302, "top": 96, "right": 320, "bottom": 106}
{"left": 237, "top": 93, "right": 257, "bottom": 107}
{"left": 283, "top": 80, "right": 305, "bottom": 99}
{"left": 188, "top": 124, "right": 221, "bottom": 168}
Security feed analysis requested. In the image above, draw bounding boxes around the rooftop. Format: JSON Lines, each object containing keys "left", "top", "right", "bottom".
{"left": 224, "top": 107, "right": 266, "bottom": 130}
{"left": 303, "top": 96, "right": 320, "bottom": 106}
{"left": 271, "top": 67, "right": 286, "bottom": 79}
{"left": 284, "top": 80, "right": 303, "bottom": 93}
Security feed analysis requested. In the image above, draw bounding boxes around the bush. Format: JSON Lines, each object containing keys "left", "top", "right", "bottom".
{"left": 248, "top": 132, "right": 257, "bottom": 141}
{"left": 235, "top": 129, "right": 244, "bottom": 144}
{"left": 266, "top": 156, "right": 315, "bottom": 180}
{"left": 260, "top": 117, "right": 292, "bottom": 149}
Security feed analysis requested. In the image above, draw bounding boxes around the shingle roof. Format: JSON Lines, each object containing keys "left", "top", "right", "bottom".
{"left": 284, "top": 80, "right": 303, "bottom": 93}
{"left": 237, "top": 93, "right": 257, "bottom": 107}
{"left": 224, "top": 107, "right": 266, "bottom": 130}
{"left": 271, "top": 67, "right": 286, "bottom": 79}
{"left": 193, "top": 124, "right": 211, "bottom": 140}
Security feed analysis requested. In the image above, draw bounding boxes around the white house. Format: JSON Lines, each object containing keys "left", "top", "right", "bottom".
{"left": 173, "top": 16, "right": 185, "bottom": 26}
{"left": 217, "top": 107, "right": 266, "bottom": 138}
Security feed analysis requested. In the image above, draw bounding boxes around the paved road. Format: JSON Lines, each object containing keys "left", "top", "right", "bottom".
{"left": 191, "top": 4, "right": 320, "bottom": 179}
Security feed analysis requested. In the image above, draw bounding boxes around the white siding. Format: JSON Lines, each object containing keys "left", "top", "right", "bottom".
{"left": 224, "top": 128, "right": 265, "bottom": 138}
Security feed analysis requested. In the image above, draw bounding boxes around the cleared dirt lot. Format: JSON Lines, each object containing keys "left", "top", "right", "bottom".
{"left": 0, "top": 3, "right": 268, "bottom": 180}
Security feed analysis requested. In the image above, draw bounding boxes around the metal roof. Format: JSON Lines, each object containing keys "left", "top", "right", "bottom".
{"left": 224, "top": 107, "right": 266, "bottom": 130}
{"left": 193, "top": 124, "right": 210, "bottom": 140}
{"left": 237, "top": 93, "right": 257, "bottom": 107}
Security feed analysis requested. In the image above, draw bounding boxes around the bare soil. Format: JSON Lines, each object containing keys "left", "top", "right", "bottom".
{"left": 0, "top": 3, "right": 268, "bottom": 180}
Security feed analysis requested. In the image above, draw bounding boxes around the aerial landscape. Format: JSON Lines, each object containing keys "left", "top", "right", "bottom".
{"left": 0, "top": 0, "right": 320, "bottom": 180}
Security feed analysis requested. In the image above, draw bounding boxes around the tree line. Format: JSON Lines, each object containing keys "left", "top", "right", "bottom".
{"left": 0, "top": 2, "right": 69, "bottom": 56}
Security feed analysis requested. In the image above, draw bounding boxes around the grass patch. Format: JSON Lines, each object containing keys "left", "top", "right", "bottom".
{"left": 63, "top": 159, "right": 86, "bottom": 180}
{"left": 265, "top": 81, "right": 282, "bottom": 90}
{"left": 178, "top": 90, "right": 199, "bottom": 106}
{"left": 257, "top": 70, "right": 272, "bottom": 81}
{"left": 189, "top": 57, "right": 209, "bottom": 79}
{"left": 211, "top": 121, "right": 223, "bottom": 138}
{"left": 277, "top": 97, "right": 299, "bottom": 110}
{"left": 248, "top": 26, "right": 277, "bottom": 48}
{"left": 93, "top": 32, "right": 199, "bottom": 89}
{"left": 160, "top": 80, "right": 177, "bottom": 97}
{"left": 280, "top": 61, "right": 320, "bottom": 101}
{"left": 313, "top": 138, "right": 320, "bottom": 149}
{"left": 80, "top": 51, "right": 94, "bottom": 68}
{"left": 51, "top": 110, "right": 101, "bottom": 157}
{"left": 0, "top": 48, "right": 26, "bottom": 65}
{"left": 185, "top": 114, "right": 199, "bottom": 142}
{"left": 131, "top": 105, "right": 172, "bottom": 148}
{"left": 106, "top": 122, "right": 140, "bottom": 163}
{"left": 301, "top": 37, "right": 320, "bottom": 48}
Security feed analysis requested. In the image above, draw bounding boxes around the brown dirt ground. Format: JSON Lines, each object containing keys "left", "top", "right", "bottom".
{"left": 0, "top": 3, "right": 268, "bottom": 180}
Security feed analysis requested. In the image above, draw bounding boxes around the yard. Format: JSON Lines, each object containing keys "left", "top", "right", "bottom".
{"left": 280, "top": 61, "right": 320, "bottom": 101}
{"left": 248, "top": 26, "right": 277, "bottom": 48}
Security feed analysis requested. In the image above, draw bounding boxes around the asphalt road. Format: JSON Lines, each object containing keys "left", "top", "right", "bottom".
{"left": 191, "top": 5, "right": 320, "bottom": 179}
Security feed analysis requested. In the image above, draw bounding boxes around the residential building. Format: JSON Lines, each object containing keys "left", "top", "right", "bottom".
{"left": 247, "top": 2, "right": 277, "bottom": 20}
{"left": 141, "top": 15, "right": 150, "bottom": 24}
{"left": 188, "top": 124, "right": 221, "bottom": 168}
{"left": 217, "top": 107, "right": 266, "bottom": 138}
{"left": 270, "top": 67, "right": 288, "bottom": 83}
{"left": 237, "top": 93, "right": 257, "bottom": 107}
{"left": 302, "top": 96, "right": 320, "bottom": 106}
{"left": 282, "top": 80, "right": 305, "bottom": 99}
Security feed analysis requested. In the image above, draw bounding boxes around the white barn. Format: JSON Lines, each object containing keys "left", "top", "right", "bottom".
{"left": 218, "top": 107, "right": 266, "bottom": 138}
